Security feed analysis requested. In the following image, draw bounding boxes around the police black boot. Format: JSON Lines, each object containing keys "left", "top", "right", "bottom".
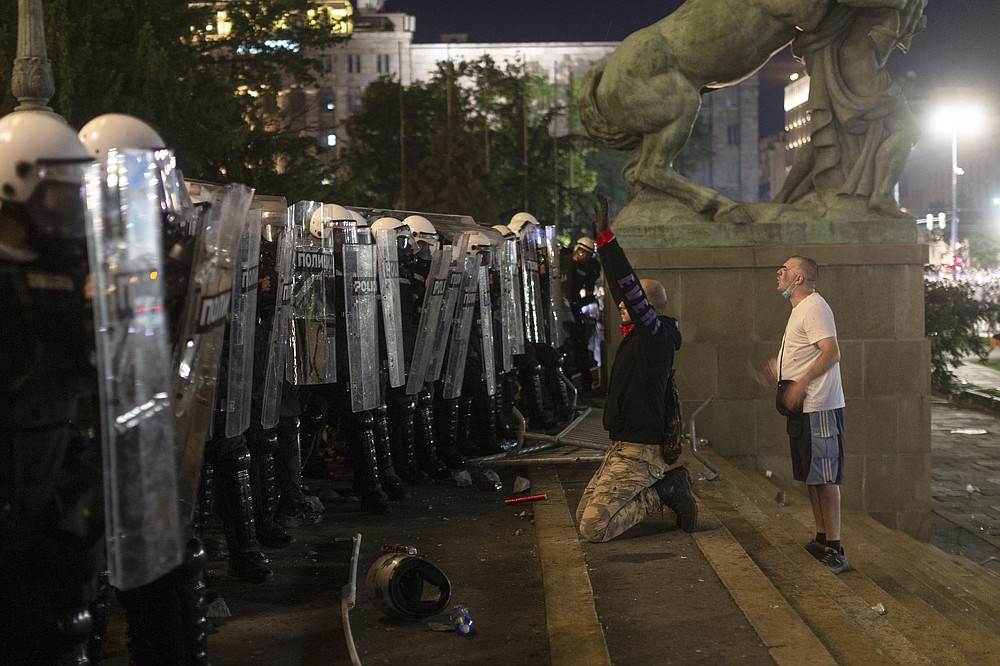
{"left": 388, "top": 392, "right": 430, "bottom": 485}
{"left": 414, "top": 390, "right": 451, "bottom": 480}
{"left": 248, "top": 430, "right": 292, "bottom": 548}
{"left": 525, "top": 363, "right": 555, "bottom": 430}
{"left": 180, "top": 537, "right": 210, "bottom": 665}
{"left": 214, "top": 448, "right": 273, "bottom": 583}
{"left": 653, "top": 467, "right": 698, "bottom": 533}
{"left": 454, "top": 394, "right": 480, "bottom": 457}
{"left": 498, "top": 371, "right": 520, "bottom": 447}
{"left": 546, "top": 360, "right": 574, "bottom": 424}
{"left": 195, "top": 461, "right": 226, "bottom": 561}
{"left": 117, "top": 567, "right": 186, "bottom": 664}
{"left": 56, "top": 606, "right": 94, "bottom": 666}
{"left": 352, "top": 411, "right": 391, "bottom": 514}
{"left": 373, "top": 403, "right": 409, "bottom": 501}
{"left": 434, "top": 395, "right": 466, "bottom": 469}
{"left": 480, "top": 390, "right": 511, "bottom": 454}
{"left": 299, "top": 407, "right": 331, "bottom": 480}
{"left": 87, "top": 570, "right": 111, "bottom": 663}
{"left": 274, "top": 416, "right": 323, "bottom": 527}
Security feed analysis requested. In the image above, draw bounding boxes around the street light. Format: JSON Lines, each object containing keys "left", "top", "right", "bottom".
{"left": 930, "top": 103, "right": 986, "bottom": 271}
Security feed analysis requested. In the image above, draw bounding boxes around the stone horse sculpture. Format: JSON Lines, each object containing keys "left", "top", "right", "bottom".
{"left": 577, "top": 0, "right": 925, "bottom": 224}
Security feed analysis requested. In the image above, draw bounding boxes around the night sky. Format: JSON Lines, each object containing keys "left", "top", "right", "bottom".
{"left": 383, "top": 0, "right": 1000, "bottom": 136}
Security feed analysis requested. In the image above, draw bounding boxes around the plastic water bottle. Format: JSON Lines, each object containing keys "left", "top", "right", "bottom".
{"left": 449, "top": 605, "right": 475, "bottom": 637}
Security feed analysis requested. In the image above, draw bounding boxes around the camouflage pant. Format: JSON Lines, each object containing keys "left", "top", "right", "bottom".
{"left": 576, "top": 440, "right": 667, "bottom": 543}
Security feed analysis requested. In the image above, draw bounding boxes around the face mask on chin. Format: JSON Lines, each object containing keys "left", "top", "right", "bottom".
{"left": 781, "top": 283, "right": 797, "bottom": 299}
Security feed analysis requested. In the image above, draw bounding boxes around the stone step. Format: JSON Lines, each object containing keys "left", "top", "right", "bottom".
{"left": 717, "top": 449, "right": 1000, "bottom": 632}
{"left": 693, "top": 447, "right": 1000, "bottom": 664}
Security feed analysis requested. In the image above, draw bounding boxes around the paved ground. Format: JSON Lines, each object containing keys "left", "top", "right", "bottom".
{"left": 96, "top": 362, "right": 1000, "bottom": 663}
{"left": 929, "top": 359, "right": 1000, "bottom": 571}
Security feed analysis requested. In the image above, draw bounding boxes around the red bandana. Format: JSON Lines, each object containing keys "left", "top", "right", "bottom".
{"left": 619, "top": 324, "right": 634, "bottom": 337}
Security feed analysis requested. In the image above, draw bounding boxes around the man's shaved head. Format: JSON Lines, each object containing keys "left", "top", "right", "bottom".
{"left": 641, "top": 279, "right": 668, "bottom": 311}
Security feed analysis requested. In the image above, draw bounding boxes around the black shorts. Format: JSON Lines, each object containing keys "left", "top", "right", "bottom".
{"left": 787, "top": 409, "right": 844, "bottom": 485}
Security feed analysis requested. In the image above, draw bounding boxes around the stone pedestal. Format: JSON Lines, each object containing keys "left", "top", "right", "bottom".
{"left": 610, "top": 216, "right": 932, "bottom": 540}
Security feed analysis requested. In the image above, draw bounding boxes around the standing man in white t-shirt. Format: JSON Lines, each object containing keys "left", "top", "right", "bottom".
{"left": 774, "top": 256, "right": 850, "bottom": 574}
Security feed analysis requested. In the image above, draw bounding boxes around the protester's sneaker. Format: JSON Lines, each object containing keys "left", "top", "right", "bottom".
{"left": 805, "top": 539, "right": 827, "bottom": 560}
{"left": 820, "top": 547, "right": 851, "bottom": 575}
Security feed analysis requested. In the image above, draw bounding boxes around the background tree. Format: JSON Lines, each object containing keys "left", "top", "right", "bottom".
{"left": 0, "top": 0, "right": 344, "bottom": 202}
{"left": 925, "top": 278, "right": 1000, "bottom": 392}
{"left": 334, "top": 56, "right": 605, "bottom": 227}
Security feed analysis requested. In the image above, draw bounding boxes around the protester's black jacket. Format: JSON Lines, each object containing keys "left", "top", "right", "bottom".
{"left": 598, "top": 236, "right": 682, "bottom": 445}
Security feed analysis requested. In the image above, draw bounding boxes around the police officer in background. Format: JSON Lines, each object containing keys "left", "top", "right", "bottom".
{"left": 563, "top": 236, "right": 601, "bottom": 392}
{"left": 0, "top": 110, "right": 102, "bottom": 664}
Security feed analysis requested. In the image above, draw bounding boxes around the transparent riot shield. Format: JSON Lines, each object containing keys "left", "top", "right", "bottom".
{"left": 441, "top": 252, "right": 483, "bottom": 399}
{"left": 404, "top": 248, "right": 450, "bottom": 395}
{"left": 478, "top": 262, "right": 498, "bottom": 397}
{"left": 498, "top": 234, "right": 525, "bottom": 370}
{"left": 425, "top": 238, "right": 471, "bottom": 383}
{"left": 374, "top": 227, "right": 406, "bottom": 388}
{"left": 224, "top": 207, "right": 261, "bottom": 437}
{"left": 287, "top": 201, "right": 339, "bottom": 385}
{"left": 542, "top": 226, "right": 566, "bottom": 349}
{"left": 84, "top": 149, "right": 181, "bottom": 591}
{"left": 174, "top": 181, "right": 251, "bottom": 511}
{"left": 342, "top": 243, "right": 380, "bottom": 412}
{"left": 258, "top": 196, "right": 293, "bottom": 429}
{"left": 519, "top": 227, "right": 545, "bottom": 344}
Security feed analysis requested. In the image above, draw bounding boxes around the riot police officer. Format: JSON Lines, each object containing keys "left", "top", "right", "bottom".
{"left": 0, "top": 110, "right": 102, "bottom": 665}
{"left": 563, "top": 236, "right": 601, "bottom": 392}
{"left": 78, "top": 112, "right": 213, "bottom": 663}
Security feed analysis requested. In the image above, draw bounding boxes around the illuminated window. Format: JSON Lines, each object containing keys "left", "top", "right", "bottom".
{"left": 327, "top": 133, "right": 337, "bottom": 147}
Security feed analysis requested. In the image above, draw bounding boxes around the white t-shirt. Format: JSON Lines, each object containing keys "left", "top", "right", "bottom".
{"left": 779, "top": 292, "right": 845, "bottom": 413}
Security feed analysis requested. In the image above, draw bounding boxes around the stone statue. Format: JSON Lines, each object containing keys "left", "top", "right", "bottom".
{"left": 576, "top": 0, "right": 926, "bottom": 226}
{"left": 776, "top": 1, "right": 926, "bottom": 219}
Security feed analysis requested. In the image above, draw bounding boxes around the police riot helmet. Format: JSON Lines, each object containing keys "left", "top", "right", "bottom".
{"left": 309, "top": 203, "right": 355, "bottom": 239}
{"left": 466, "top": 231, "right": 492, "bottom": 253}
{"left": 491, "top": 223, "right": 516, "bottom": 240}
{"left": 0, "top": 111, "right": 92, "bottom": 205}
{"left": 403, "top": 214, "right": 438, "bottom": 256}
{"left": 507, "top": 212, "right": 538, "bottom": 239}
{"left": 370, "top": 216, "right": 406, "bottom": 234}
{"left": 78, "top": 113, "right": 166, "bottom": 159}
{"left": 78, "top": 113, "right": 194, "bottom": 228}
{"left": 348, "top": 209, "right": 370, "bottom": 228}
{"left": 256, "top": 195, "right": 288, "bottom": 243}
{"left": 573, "top": 236, "right": 596, "bottom": 254}
{"left": 0, "top": 111, "right": 93, "bottom": 251}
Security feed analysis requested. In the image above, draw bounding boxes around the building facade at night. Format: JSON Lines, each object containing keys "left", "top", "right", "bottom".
{"left": 276, "top": 0, "right": 762, "bottom": 202}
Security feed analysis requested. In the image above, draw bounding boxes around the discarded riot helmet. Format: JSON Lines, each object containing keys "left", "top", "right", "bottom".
{"left": 366, "top": 551, "right": 452, "bottom": 619}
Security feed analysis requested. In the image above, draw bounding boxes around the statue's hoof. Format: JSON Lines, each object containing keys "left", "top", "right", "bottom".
{"left": 715, "top": 204, "right": 753, "bottom": 225}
